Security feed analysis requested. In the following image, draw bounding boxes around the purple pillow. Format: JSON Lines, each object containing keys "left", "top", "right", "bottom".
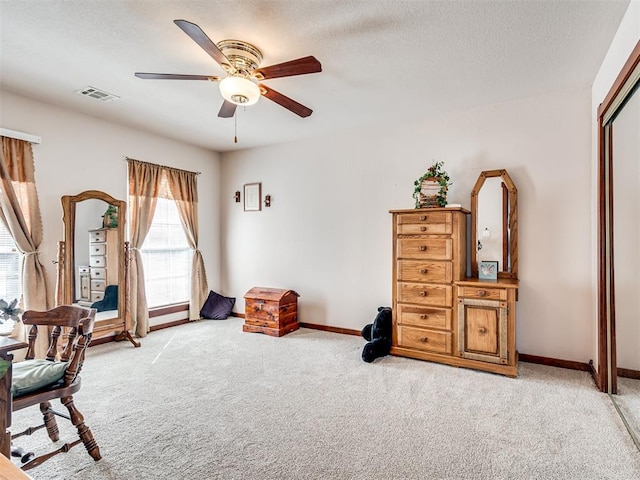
{"left": 200, "top": 291, "right": 235, "bottom": 320}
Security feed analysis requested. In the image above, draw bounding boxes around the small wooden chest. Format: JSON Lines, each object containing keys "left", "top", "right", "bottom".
{"left": 243, "top": 287, "right": 300, "bottom": 337}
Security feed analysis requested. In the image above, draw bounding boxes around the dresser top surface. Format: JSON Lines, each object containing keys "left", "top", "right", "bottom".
{"left": 389, "top": 207, "right": 470, "bottom": 214}
{"left": 457, "top": 277, "right": 519, "bottom": 289}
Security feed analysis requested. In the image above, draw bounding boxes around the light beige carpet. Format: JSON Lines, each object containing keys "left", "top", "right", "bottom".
{"left": 9, "top": 318, "right": 640, "bottom": 479}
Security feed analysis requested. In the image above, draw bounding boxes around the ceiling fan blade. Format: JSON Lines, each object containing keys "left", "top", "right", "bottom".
{"left": 253, "top": 56, "right": 322, "bottom": 80}
{"left": 259, "top": 84, "right": 312, "bottom": 118}
{"left": 218, "top": 100, "right": 237, "bottom": 118}
{"left": 173, "top": 19, "right": 231, "bottom": 70}
{"left": 135, "top": 73, "right": 220, "bottom": 81}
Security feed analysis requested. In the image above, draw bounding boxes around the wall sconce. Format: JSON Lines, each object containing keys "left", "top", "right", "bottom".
{"left": 264, "top": 194, "right": 271, "bottom": 207}
{"left": 234, "top": 191, "right": 241, "bottom": 203}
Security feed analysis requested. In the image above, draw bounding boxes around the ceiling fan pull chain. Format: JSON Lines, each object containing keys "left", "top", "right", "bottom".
{"left": 234, "top": 111, "right": 238, "bottom": 144}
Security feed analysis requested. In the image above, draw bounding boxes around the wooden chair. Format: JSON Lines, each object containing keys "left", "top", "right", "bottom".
{"left": 11, "top": 305, "right": 101, "bottom": 471}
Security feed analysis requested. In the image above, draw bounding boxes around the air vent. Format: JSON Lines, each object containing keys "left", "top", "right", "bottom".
{"left": 75, "top": 86, "right": 120, "bottom": 102}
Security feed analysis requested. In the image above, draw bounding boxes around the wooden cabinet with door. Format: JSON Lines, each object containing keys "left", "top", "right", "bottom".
{"left": 456, "top": 278, "right": 518, "bottom": 377}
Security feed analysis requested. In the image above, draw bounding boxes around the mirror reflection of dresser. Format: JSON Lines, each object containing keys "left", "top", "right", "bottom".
{"left": 88, "top": 228, "right": 118, "bottom": 304}
{"left": 76, "top": 228, "right": 118, "bottom": 306}
{"left": 58, "top": 190, "right": 139, "bottom": 347}
{"left": 76, "top": 265, "right": 90, "bottom": 304}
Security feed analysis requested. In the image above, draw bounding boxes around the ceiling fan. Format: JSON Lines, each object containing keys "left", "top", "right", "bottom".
{"left": 135, "top": 19, "right": 322, "bottom": 118}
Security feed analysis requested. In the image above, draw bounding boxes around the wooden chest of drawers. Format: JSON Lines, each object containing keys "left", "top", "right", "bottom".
{"left": 243, "top": 287, "right": 300, "bottom": 337}
{"left": 390, "top": 208, "right": 468, "bottom": 364}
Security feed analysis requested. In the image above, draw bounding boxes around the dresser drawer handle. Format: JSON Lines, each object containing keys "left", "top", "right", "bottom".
{"left": 420, "top": 226, "right": 427, "bottom": 232}
{"left": 478, "top": 327, "right": 487, "bottom": 334}
{"left": 477, "top": 290, "right": 487, "bottom": 297}
{"left": 419, "top": 314, "right": 429, "bottom": 319}
{"left": 419, "top": 291, "right": 427, "bottom": 297}
{"left": 420, "top": 269, "right": 428, "bottom": 274}
{"left": 420, "top": 215, "right": 427, "bottom": 221}
{"left": 419, "top": 246, "right": 427, "bottom": 251}
{"left": 419, "top": 336, "right": 429, "bottom": 343}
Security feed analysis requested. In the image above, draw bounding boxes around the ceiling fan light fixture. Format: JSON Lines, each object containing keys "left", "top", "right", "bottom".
{"left": 138, "top": 21, "right": 320, "bottom": 120}
{"left": 219, "top": 75, "right": 260, "bottom": 106}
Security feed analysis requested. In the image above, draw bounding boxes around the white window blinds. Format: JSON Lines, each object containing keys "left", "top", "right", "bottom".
{"left": 0, "top": 222, "right": 22, "bottom": 302}
{"left": 140, "top": 197, "right": 190, "bottom": 308}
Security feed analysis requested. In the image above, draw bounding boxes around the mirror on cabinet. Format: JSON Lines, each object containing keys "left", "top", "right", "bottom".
{"left": 59, "top": 190, "right": 139, "bottom": 347}
{"left": 470, "top": 169, "right": 518, "bottom": 279}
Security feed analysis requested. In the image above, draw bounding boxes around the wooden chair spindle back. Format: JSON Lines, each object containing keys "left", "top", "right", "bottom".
{"left": 21, "top": 306, "right": 97, "bottom": 387}
{"left": 45, "top": 325, "right": 62, "bottom": 361}
{"left": 59, "top": 327, "right": 78, "bottom": 362}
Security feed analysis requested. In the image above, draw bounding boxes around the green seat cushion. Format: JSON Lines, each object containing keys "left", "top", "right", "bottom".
{"left": 11, "top": 359, "right": 68, "bottom": 397}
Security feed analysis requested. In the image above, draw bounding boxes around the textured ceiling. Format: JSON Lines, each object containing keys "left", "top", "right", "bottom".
{"left": 0, "top": 0, "right": 630, "bottom": 152}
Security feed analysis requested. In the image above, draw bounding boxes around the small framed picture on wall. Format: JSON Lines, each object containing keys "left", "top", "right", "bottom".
{"left": 244, "top": 182, "right": 262, "bottom": 211}
{"left": 479, "top": 261, "right": 498, "bottom": 280}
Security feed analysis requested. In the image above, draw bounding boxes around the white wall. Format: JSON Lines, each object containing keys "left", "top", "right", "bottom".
{"left": 0, "top": 90, "right": 222, "bottom": 320}
{"left": 222, "top": 87, "right": 593, "bottom": 362}
{"left": 591, "top": 2, "right": 640, "bottom": 369}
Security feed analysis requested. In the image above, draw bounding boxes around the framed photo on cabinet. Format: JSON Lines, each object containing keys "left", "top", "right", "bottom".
{"left": 244, "top": 182, "right": 262, "bottom": 211}
{"left": 479, "top": 261, "right": 498, "bottom": 280}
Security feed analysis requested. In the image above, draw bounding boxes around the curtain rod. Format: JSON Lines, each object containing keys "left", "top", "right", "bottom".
{"left": 124, "top": 157, "right": 201, "bottom": 175}
{"left": 0, "top": 127, "right": 41, "bottom": 144}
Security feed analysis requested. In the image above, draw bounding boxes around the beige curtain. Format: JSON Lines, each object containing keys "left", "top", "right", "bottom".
{"left": 127, "top": 158, "right": 208, "bottom": 328}
{"left": 127, "top": 159, "right": 161, "bottom": 337}
{"left": 0, "top": 136, "right": 50, "bottom": 355}
{"left": 165, "top": 168, "right": 208, "bottom": 321}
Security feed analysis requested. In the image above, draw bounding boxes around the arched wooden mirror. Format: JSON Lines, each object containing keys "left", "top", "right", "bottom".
{"left": 58, "top": 190, "right": 139, "bottom": 347}
{"left": 470, "top": 169, "right": 518, "bottom": 279}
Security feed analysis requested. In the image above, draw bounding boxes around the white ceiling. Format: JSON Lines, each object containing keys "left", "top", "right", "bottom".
{"left": 0, "top": 0, "right": 630, "bottom": 153}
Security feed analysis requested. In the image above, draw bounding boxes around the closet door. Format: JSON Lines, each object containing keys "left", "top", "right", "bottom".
{"left": 610, "top": 83, "right": 640, "bottom": 440}
{"left": 598, "top": 40, "right": 640, "bottom": 446}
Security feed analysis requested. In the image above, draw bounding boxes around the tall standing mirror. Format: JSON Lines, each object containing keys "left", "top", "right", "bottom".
{"left": 59, "top": 190, "right": 139, "bottom": 347}
{"left": 470, "top": 169, "right": 518, "bottom": 279}
{"left": 598, "top": 40, "right": 640, "bottom": 448}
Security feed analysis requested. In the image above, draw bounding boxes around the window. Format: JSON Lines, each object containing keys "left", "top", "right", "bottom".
{"left": 0, "top": 222, "right": 22, "bottom": 302}
{"left": 140, "top": 198, "right": 190, "bottom": 308}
